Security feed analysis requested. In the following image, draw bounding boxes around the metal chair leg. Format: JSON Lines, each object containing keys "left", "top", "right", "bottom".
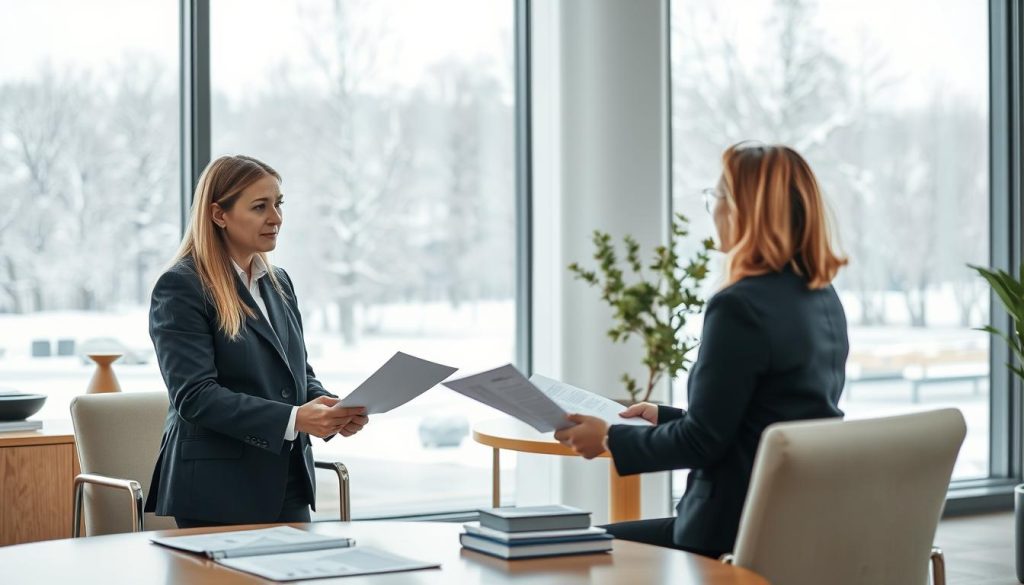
{"left": 315, "top": 461, "right": 351, "bottom": 521}
{"left": 931, "top": 546, "right": 946, "bottom": 585}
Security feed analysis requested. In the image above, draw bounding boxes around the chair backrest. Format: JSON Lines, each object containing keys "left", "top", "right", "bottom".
{"left": 732, "top": 408, "right": 966, "bottom": 585}
{"left": 70, "top": 392, "right": 176, "bottom": 535}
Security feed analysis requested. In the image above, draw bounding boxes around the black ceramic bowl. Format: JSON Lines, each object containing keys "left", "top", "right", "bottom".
{"left": 0, "top": 394, "right": 47, "bottom": 421}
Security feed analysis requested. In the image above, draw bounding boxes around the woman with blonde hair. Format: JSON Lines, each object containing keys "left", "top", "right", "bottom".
{"left": 146, "top": 155, "right": 369, "bottom": 527}
{"left": 556, "top": 142, "right": 849, "bottom": 558}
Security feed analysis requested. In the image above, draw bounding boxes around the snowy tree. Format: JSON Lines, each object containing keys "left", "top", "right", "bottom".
{"left": 294, "top": 0, "right": 417, "bottom": 345}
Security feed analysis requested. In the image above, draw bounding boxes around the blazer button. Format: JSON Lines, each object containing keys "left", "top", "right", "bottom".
{"left": 281, "top": 388, "right": 293, "bottom": 399}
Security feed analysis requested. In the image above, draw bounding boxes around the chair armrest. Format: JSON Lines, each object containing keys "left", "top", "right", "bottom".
{"left": 314, "top": 460, "right": 351, "bottom": 521}
{"left": 72, "top": 473, "right": 144, "bottom": 538}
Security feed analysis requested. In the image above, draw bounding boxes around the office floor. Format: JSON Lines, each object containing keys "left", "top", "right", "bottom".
{"left": 938, "top": 512, "right": 1016, "bottom": 584}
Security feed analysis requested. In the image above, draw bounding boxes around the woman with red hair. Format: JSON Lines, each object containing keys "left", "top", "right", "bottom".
{"left": 556, "top": 142, "right": 849, "bottom": 558}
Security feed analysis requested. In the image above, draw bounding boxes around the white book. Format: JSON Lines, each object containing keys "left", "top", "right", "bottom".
{"left": 463, "top": 522, "right": 607, "bottom": 542}
{"left": 0, "top": 420, "right": 42, "bottom": 433}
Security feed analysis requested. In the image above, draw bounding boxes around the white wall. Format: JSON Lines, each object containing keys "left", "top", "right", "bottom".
{"left": 523, "top": 0, "right": 672, "bottom": 523}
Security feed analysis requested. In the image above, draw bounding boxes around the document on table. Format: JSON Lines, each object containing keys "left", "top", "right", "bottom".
{"left": 337, "top": 352, "right": 457, "bottom": 415}
{"left": 151, "top": 526, "right": 354, "bottom": 559}
{"left": 217, "top": 546, "right": 440, "bottom": 581}
{"left": 441, "top": 365, "right": 653, "bottom": 433}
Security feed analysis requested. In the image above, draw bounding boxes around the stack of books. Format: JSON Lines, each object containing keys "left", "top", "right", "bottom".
{"left": 460, "top": 505, "right": 613, "bottom": 560}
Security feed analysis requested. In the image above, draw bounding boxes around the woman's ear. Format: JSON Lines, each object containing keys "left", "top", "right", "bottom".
{"left": 211, "top": 203, "right": 227, "bottom": 229}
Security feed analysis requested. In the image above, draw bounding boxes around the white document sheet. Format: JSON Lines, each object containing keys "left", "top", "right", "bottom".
{"left": 530, "top": 374, "right": 653, "bottom": 427}
{"left": 442, "top": 365, "right": 654, "bottom": 432}
{"left": 217, "top": 546, "right": 440, "bottom": 581}
{"left": 441, "top": 364, "right": 573, "bottom": 432}
{"left": 338, "top": 352, "right": 457, "bottom": 414}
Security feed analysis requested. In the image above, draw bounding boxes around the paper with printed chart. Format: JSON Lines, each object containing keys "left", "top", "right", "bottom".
{"left": 150, "top": 526, "right": 354, "bottom": 559}
{"left": 217, "top": 546, "right": 440, "bottom": 581}
{"left": 441, "top": 365, "right": 652, "bottom": 433}
{"left": 529, "top": 373, "right": 653, "bottom": 428}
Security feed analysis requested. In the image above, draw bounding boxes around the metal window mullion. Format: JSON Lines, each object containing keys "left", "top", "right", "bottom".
{"left": 987, "top": 0, "right": 1020, "bottom": 482}
{"left": 515, "top": 0, "right": 533, "bottom": 376}
{"left": 180, "top": 0, "right": 211, "bottom": 234}
{"left": 1012, "top": 0, "right": 1024, "bottom": 483}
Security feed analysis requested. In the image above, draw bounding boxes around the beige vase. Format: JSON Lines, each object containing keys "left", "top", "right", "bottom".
{"left": 86, "top": 353, "right": 123, "bottom": 394}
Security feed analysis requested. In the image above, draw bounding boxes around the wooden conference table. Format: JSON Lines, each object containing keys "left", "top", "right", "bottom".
{"left": 473, "top": 418, "right": 641, "bottom": 522}
{"left": 0, "top": 521, "right": 768, "bottom": 584}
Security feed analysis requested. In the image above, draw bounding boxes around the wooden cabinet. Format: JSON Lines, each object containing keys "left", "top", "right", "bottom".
{"left": 0, "top": 423, "right": 77, "bottom": 545}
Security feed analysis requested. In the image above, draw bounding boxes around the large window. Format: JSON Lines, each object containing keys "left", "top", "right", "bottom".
{"left": 0, "top": 1, "right": 179, "bottom": 417}
{"left": 210, "top": 0, "right": 518, "bottom": 518}
{"left": 670, "top": 0, "right": 991, "bottom": 495}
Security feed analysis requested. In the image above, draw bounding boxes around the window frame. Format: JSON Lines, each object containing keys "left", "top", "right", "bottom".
{"left": 664, "top": 0, "right": 1022, "bottom": 514}
{"left": 177, "top": 0, "right": 533, "bottom": 519}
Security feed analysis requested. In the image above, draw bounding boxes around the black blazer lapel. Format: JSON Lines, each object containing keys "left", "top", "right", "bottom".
{"left": 259, "top": 277, "right": 291, "bottom": 355}
{"left": 261, "top": 278, "right": 308, "bottom": 397}
{"left": 235, "top": 278, "right": 292, "bottom": 374}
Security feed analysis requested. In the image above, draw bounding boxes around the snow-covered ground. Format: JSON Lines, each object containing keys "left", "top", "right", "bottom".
{"left": 0, "top": 302, "right": 521, "bottom": 518}
{"left": 0, "top": 296, "right": 998, "bottom": 517}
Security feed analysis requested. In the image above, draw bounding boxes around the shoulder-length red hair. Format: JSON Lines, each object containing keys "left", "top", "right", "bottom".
{"left": 720, "top": 142, "right": 847, "bottom": 289}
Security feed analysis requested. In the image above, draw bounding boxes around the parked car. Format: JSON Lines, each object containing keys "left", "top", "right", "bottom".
{"left": 418, "top": 414, "right": 469, "bottom": 448}
{"left": 77, "top": 337, "right": 154, "bottom": 365}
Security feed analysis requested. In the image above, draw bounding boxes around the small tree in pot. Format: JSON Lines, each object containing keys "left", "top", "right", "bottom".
{"left": 969, "top": 263, "right": 1024, "bottom": 583}
{"left": 568, "top": 213, "right": 714, "bottom": 404}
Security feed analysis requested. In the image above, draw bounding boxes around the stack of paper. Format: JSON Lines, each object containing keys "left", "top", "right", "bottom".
{"left": 152, "top": 526, "right": 439, "bottom": 581}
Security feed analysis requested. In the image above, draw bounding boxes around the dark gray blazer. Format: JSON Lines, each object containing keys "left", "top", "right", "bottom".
{"left": 607, "top": 266, "right": 848, "bottom": 555}
{"left": 145, "top": 257, "right": 334, "bottom": 523}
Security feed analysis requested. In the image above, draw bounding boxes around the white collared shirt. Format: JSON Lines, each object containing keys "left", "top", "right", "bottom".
{"left": 232, "top": 256, "right": 272, "bottom": 328}
{"left": 232, "top": 257, "right": 300, "bottom": 443}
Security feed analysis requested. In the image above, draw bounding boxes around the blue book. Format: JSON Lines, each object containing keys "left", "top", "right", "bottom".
{"left": 459, "top": 533, "right": 613, "bottom": 560}
{"left": 477, "top": 505, "right": 591, "bottom": 533}
{"left": 463, "top": 522, "right": 607, "bottom": 543}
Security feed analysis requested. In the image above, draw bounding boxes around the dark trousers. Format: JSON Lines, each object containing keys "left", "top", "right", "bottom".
{"left": 175, "top": 441, "right": 312, "bottom": 529}
{"left": 601, "top": 518, "right": 725, "bottom": 559}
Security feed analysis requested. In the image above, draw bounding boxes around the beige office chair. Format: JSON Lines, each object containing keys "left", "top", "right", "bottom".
{"left": 722, "top": 408, "right": 966, "bottom": 585}
{"left": 70, "top": 392, "right": 351, "bottom": 537}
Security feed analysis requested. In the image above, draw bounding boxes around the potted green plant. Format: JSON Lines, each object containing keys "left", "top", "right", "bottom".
{"left": 568, "top": 213, "right": 714, "bottom": 404}
{"left": 969, "top": 263, "right": 1024, "bottom": 583}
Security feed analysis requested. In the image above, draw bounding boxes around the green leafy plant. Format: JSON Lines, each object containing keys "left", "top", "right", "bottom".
{"left": 970, "top": 263, "right": 1024, "bottom": 379}
{"left": 568, "top": 213, "right": 715, "bottom": 404}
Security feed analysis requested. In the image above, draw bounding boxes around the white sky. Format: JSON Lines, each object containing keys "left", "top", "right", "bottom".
{"left": 0, "top": 0, "right": 513, "bottom": 100}
{"left": 672, "top": 0, "right": 988, "bottom": 110}
{"left": 0, "top": 0, "right": 987, "bottom": 111}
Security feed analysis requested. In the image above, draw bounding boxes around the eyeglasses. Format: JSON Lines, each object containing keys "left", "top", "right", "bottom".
{"left": 701, "top": 188, "right": 723, "bottom": 214}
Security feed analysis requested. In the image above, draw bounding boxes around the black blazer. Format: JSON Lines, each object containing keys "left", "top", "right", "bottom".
{"left": 607, "top": 266, "right": 848, "bottom": 555}
{"left": 145, "top": 257, "right": 334, "bottom": 523}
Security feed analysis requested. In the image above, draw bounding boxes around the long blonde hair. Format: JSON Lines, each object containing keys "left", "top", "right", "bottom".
{"left": 171, "top": 155, "right": 287, "bottom": 339}
{"left": 720, "top": 142, "right": 847, "bottom": 289}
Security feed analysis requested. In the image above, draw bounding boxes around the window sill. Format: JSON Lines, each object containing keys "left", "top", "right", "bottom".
{"left": 943, "top": 479, "right": 1019, "bottom": 516}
